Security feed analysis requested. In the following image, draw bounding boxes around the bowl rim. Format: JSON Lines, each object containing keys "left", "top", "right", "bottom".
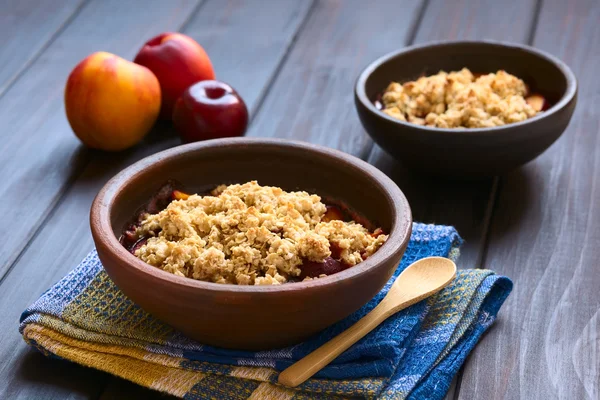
{"left": 90, "top": 137, "right": 413, "bottom": 294}
{"left": 355, "top": 39, "right": 578, "bottom": 135}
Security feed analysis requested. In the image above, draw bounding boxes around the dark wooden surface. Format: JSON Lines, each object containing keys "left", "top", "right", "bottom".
{"left": 458, "top": 1, "right": 600, "bottom": 399}
{"left": 0, "top": 0, "right": 598, "bottom": 399}
{"left": 0, "top": 0, "right": 85, "bottom": 95}
{"left": 0, "top": 0, "right": 201, "bottom": 280}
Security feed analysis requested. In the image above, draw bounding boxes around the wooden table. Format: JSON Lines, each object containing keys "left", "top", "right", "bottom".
{"left": 1, "top": 0, "right": 598, "bottom": 398}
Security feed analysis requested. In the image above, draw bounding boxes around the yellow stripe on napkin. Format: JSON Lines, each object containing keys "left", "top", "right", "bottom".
{"left": 248, "top": 382, "right": 296, "bottom": 399}
{"left": 23, "top": 324, "right": 203, "bottom": 396}
{"left": 231, "top": 366, "right": 277, "bottom": 381}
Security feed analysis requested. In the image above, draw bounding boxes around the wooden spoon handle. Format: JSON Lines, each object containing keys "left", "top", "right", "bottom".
{"left": 278, "top": 300, "right": 393, "bottom": 388}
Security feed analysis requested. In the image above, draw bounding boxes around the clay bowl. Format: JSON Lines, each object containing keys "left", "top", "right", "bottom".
{"left": 355, "top": 40, "right": 577, "bottom": 178}
{"left": 90, "top": 138, "right": 412, "bottom": 350}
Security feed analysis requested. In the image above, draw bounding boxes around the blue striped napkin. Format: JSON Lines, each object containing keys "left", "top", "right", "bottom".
{"left": 20, "top": 223, "right": 512, "bottom": 399}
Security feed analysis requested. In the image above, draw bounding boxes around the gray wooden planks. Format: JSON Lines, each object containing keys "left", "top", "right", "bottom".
{"left": 410, "top": 0, "right": 541, "bottom": 43}
{"left": 247, "top": 0, "right": 426, "bottom": 157}
{"left": 0, "top": 0, "right": 85, "bottom": 96}
{"left": 1, "top": 0, "right": 597, "bottom": 399}
{"left": 0, "top": 0, "right": 202, "bottom": 282}
{"left": 0, "top": 3, "right": 202, "bottom": 399}
{"left": 0, "top": 0, "right": 314, "bottom": 399}
{"left": 183, "top": 0, "right": 317, "bottom": 116}
{"left": 458, "top": 0, "right": 600, "bottom": 398}
{"left": 99, "top": 377, "right": 173, "bottom": 399}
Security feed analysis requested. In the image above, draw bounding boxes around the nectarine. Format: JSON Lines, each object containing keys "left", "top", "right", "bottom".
{"left": 65, "top": 52, "right": 161, "bottom": 151}
{"left": 322, "top": 205, "right": 345, "bottom": 222}
{"left": 134, "top": 32, "right": 215, "bottom": 119}
{"left": 526, "top": 94, "right": 546, "bottom": 112}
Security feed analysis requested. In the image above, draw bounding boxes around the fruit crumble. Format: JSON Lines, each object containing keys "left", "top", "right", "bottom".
{"left": 122, "top": 181, "right": 387, "bottom": 285}
{"left": 381, "top": 68, "right": 545, "bottom": 128}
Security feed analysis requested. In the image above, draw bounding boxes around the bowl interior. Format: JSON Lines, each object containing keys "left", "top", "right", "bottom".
{"left": 364, "top": 42, "right": 569, "bottom": 111}
{"left": 109, "top": 141, "right": 397, "bottom": 242}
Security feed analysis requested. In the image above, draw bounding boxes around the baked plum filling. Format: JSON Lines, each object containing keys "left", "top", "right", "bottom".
{"left": 119, "top": 180, "right": 181, "bottom": 252}
{"left": 120, "top": 182, "right": 387, "bottom": 284}
{"left": 298, "top": 257, "right": 348, "bottom": 280}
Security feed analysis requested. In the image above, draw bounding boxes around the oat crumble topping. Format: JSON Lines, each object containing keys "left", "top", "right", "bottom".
{"left": 134, "top": 181, "right": 387, "bottom": 285}
{"left": 381, "top": 68, "right": 539, "bottom": 128}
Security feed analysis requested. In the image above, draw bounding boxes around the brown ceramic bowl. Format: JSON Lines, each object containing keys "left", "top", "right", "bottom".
{"left": 355, "top": 40, "right": 577, "bottom": 178}
{"left": 90, "top": 138, "right": 412, "bottom": 350}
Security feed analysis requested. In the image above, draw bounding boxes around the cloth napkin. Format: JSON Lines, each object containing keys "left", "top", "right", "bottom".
{"left": 20, "top": 223, "right": 512, "bottom": 400}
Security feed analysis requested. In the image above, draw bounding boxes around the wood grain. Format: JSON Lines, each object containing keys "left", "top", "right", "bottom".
{"left": 99, "top": 377, "right": 174, "bottom": 399}
{"left": 183, "top": 0, "right": 317, "bottom": 115}
{"left": 2, "top": 349, "right": 109, "bottom": 399}
{"left": 1, "top": 1, "right": 597, "bottom": 400}
{"left": 247, "top": 0, "right": 426, "bottom": 157}
{"left": 0, "top": 0, "right": 84, "bottom": 97}
{"left": 0, "top": 0, "right": 201, "bottom": 282}
{"left": 0, "top": 1, "right": 314, "bottom": 399}
{"left": 458, "top": 0, "right": 600, "bottom": 398}
{"left": 0, "top": 1, "right": 201, "bottom": 399}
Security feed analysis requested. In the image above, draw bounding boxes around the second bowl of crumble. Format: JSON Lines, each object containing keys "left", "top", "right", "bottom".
{"left": 355, "top": 40, "right": 577, "bottom": 177}
{"left": 90, "top": 138, "right": 412, "bottom": 350}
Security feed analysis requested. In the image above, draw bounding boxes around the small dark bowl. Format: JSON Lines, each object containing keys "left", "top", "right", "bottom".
{"left": 90, "top": 138, "right": 412, "bottom": 350}
{"left": 355, "top": 40, "right": 577, "bottom": 177}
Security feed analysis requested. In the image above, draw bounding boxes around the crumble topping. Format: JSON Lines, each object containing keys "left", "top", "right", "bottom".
{"left": 381, "top": 68, "right": 539, "bottom": 128}
{"left": 134, "top": 181, "right": 387, "bottom": 285}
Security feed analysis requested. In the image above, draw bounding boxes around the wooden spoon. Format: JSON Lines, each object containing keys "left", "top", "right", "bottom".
{"left": 277, "top": 256, "right": 457, "bottom": 387}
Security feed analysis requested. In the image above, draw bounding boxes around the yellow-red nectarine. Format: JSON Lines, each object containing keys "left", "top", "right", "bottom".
{"left": 65, "top": 51, "right": 161, "bottom": 151}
